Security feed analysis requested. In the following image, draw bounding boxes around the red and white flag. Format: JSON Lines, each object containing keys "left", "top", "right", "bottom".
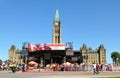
{"left": 28, "top": 43, "right": 42, "bottom": 51}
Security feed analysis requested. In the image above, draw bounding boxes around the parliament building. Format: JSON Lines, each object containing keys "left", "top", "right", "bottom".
{"left": 8, "top": 9, "right": 106, "bottom": 66}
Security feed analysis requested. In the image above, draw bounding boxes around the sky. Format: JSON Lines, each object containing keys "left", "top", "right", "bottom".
{"left": 0, "top": 0, "right": 120, "bottom": 63}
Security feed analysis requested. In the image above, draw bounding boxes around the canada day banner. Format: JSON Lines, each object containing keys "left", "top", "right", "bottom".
{"left": 28, "top": 43, "right": 67, "bottom": 52}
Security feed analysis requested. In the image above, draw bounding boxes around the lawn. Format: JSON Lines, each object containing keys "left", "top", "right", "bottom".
{"left": 97, "top": 77, "right": 120, "bottom": 78}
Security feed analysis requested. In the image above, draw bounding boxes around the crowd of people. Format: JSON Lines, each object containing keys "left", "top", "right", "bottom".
{"left": 43, "top": 62, "right": 120, "bottom": 74}
{"left": 44, "top": 62, "right": 103, "bottom": 73}
{"left": 0, "top": 61, "right": 120, "bottom": 74}
{"left": 0, "top": 61, "right": 26, "bottom": 73}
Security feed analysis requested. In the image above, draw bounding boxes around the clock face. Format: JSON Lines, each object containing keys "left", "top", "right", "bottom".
{"left": 55, "top": 22, "right": 59, "bottom": 25}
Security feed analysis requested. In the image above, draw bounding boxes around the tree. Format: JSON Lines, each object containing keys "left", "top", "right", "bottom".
{"left": 118, "top": 53, "right": 120, "bottom": 63}
{"left": 111, "top": 52, "right": 120, "bottom": 64}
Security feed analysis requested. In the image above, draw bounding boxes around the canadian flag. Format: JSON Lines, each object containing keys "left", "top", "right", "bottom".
{"left": 43, "top": 44, "right": 51, "bottom": 50}
{"left": 28, "top": 43, "right": 42, "bottom": 51}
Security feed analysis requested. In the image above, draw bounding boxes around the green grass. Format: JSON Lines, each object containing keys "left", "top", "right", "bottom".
{"left": 97, "top": 77, "right": 120, "bottom": 78}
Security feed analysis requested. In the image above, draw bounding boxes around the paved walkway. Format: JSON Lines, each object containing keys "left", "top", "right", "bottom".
{"left": 0, "top": 70, "right": 120, "bottom": 78}
{"left": 26, "top": 71, "right": 120, "bottom": 78}
{"left": 30, "top": 72, "right": 120, "bottom": 78}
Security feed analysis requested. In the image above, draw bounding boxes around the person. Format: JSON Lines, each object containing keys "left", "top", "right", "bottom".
{"left": 53, "top": 64, "right": 56, "bottom": 71}
{"left": 93, "top": 63, "right": 96, "bottom": 74}
{"left": 22, "top": 63, "right": 25, "bottom": 72}
{"left": 38, "top": 63, "right": 41, "bottom": 72}
{"left": 11, "top": 62, "right": 16, "bottom": 73}
{"left": 61, "top": 65, "right": 64, "bottom": 71}
{"left": 55, "top": 64, "right": 58, "bottom": 71}
{"left": 100, "top": 64, "right": 103, "bottom": 71}
{"left": 96, "top": 63, "right": 100, "bottom": 74}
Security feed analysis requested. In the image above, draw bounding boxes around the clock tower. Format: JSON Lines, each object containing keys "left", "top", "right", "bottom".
{"left": 52, "top": 9, "right": 62, "bottom": 43}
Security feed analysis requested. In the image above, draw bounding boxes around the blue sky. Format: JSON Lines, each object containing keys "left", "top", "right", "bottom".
{"left": 0, "top": 0, "right": 120, "bottom": 63}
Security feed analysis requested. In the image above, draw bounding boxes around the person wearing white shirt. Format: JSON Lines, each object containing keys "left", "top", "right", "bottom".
{"left": 93, "top": 63, "right": 96, "bottom": 74}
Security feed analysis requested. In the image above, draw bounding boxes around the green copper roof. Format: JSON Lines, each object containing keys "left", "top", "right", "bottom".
{"left": 55, "top": 9, "right": 60, "bottom": 21}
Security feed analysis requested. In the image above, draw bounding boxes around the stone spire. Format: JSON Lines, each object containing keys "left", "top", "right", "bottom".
{"left": 55, "top": 9, "right": 60, "bottom": 21}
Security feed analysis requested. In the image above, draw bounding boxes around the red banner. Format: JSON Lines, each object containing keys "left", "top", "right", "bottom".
{"left": 28, "top": 43, "right": 42, "bottom": 51}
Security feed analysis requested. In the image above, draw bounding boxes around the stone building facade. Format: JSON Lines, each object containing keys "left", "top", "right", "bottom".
{"left": 8, "top": 45, "right": 22, "bottom": 63}
{"left": 80, "top": 44, "right": 106, "bottom": 64}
